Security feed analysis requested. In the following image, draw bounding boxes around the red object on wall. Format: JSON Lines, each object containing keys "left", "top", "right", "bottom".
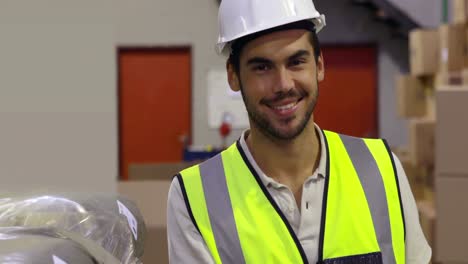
{"left": 219, "top": 122, "right": 232, "bottom": 138}
{"left": 118, "top": 48, "right": 191, "bottom": 180}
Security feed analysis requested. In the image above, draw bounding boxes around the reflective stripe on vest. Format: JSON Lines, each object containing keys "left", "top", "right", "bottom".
{"left": 320, "top": 131, "right": 405, "bottom": 263}
{"left": 179, "top": 130, "right": 405, "bottom": 264}
{"left": 199, "top": 154, "right": 246, "bottom": 264}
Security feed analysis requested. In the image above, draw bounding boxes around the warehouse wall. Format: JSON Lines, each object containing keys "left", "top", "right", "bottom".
{"left": 0, "top": 0, "right": 434, "bottom": 193}
{"left": 0, "top": 0, "right": 117, "bottom": 193}
{"left": 388, "top": 0, "right": 442, "bottom": 28}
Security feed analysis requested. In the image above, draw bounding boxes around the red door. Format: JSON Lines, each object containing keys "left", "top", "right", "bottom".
{"left": 314, "top": 45, "right": 378, "bottom": 138}
{"left": 119, "top": 48, "right": 191, "bottom": 180}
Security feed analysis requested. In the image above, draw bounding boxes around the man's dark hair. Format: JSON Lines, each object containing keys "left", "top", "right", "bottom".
{"left": 228, "top": 20, "right": 321, "bottom": 74}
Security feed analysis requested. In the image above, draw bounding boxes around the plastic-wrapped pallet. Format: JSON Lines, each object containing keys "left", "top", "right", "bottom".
{"left": 0, "top": 227, "right": 120, "bottom": 264}
{"left": 0, "top": 194, "right": 147, "bottom": 264}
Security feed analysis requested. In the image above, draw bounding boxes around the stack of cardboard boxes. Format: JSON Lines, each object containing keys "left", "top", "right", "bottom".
{"left": 396, "top": 0, "right": 468, "bottom": 262}
{"left": 435, "top": 88, "right": 468, "bottom": 262}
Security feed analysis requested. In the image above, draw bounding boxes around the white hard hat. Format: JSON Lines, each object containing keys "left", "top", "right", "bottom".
{"left": 217, "top": 0, "right": 326, "bottom": 54}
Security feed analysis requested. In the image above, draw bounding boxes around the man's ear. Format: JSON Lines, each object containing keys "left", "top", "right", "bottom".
{"left": 316, "top": 53, "right": 325, "bottom": 82}
{"left": 227, "top": 61, "right": 241, "bottom": 92}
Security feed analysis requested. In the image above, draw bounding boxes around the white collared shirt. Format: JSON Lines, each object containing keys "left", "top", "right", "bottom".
{"left": 167, "top": 124, "right": 432, "bottom": 263}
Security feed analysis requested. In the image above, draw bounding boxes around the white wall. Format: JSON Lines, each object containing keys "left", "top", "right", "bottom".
{"left": 0, "top": 0, "right": 117, "bottom": 193}
{"left": 379, "top": 50, "right": 408, "bottom": 145}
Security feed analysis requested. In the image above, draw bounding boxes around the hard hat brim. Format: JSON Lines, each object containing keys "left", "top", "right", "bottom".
{"left": 216, "top": 14, "right": 326, "bottom": 55}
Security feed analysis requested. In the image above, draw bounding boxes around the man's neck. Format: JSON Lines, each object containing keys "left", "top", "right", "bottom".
{"left": 245, "top": 121, "right": 321, "bottom": 189}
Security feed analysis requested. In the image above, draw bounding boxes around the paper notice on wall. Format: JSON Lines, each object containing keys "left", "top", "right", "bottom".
{"left": 207, "top": 69, "right": 249, "bottom": 129}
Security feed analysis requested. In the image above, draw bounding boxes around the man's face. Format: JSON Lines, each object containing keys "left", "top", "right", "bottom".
{"left": 228, "top": 29, "right": 325, "bottom": 140}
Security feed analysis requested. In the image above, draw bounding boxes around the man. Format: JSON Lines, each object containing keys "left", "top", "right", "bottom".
{"left": 167, "top": 0, "right": 431, "bottom": 263}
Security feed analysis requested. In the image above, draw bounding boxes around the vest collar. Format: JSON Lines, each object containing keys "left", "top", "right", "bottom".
{"left": 238, "top": 123, "right": 327, "bottom": 189}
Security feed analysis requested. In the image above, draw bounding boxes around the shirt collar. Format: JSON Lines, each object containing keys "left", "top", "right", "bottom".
{"left": 238, "top": 123, "right": 327, "bottom": 188}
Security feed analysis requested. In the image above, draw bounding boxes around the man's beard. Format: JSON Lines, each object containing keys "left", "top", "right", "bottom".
{"left": 239, "top": 83, "right": 318, "bottom": 141}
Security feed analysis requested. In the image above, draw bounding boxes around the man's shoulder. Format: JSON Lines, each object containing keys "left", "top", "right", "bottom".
{"left": 177, "top": 143, "right": 243, "bottom": 181}
{"left": 178, "top": 152, "right": 225, "bottom": 176}
{"left": 180, "top": 154, "right": 217, "bottom": 171}
{"left": 182, "top": 143, "right": 240, "bottom": 170}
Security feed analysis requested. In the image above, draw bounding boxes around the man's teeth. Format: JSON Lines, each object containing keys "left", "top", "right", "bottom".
{"left": 273, "top": 102, "right": 296, "bottom": 110}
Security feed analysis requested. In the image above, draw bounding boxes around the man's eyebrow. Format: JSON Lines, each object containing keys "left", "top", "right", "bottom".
{"left": 245, "top": 50, "right": 311, "bottom": 66}
{"left": 288, "top": 50, "right": 311, "bottom": 61}
{"left": 246, "top": 57, "right": 272, "bottom": 66}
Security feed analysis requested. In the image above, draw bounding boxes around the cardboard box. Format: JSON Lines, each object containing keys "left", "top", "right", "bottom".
{"left": 118, "top": 180, "right": 172, "bottom": 264}
{"left": 409, "top": 118, "right": 435, "bottom": 168}
{"left": 439, "top": 24, "right": 466, "bottom": 73}
{"left": 436, "top": 88, "right": 468, "bottom": 175}
{"left": 463, "top": 68, "right": 468, "bottom": 84}
{"left": 435, "top": 71, "right": 463, "bottom": 87}
{"left": 425, "top": 93, "right": 436, "bottom": 120}
{"left": 466, "top": 28, "right": 468, "bottom": 68}
{"left": 406, "top": 165, "right": 426, "bottom": 201}
{"left": 454, "top": 0, "right": 468, "bottom": 23}
{"left": 395, "top": 148, "right": 426, "bottom": 201}
{"left": 396, "top": 75, "right": 426, "bottom": 118}
{"left": 435, "top": 176, "right": 468, "bottom": 263}
{"left": 409, "top": 29, "right": 440, "bottom": 76}
{"left": 425, "top": 166, "right": 435, "bottom": 188}
{"left": 421, "top": 166, "right": 435, "bottom": 201}
{"left": 417, "top": 200, "right": 436, "bottom": 258}
{"left": 423, "top": 187, "right": 434, "bottom": 202}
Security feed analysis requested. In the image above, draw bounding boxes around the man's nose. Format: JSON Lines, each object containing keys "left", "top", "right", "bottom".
{"left": 273, "top": 67, "right": 294, "bottom": 93}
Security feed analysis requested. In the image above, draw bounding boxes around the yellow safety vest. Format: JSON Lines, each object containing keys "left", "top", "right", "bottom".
{"left": 178, "top": 130, "right": 405, "bottom": 264}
